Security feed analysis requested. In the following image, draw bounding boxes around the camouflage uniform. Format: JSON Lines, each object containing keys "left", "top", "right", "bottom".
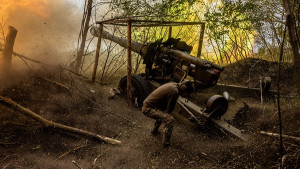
{"left": 142, "top": 107, "right": 174, "bottom": 145}
{"left": 142, "top": 82, "right": 179, "bottom": 146}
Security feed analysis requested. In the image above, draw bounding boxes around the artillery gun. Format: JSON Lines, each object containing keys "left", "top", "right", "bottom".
{"left": 90, "top": 24, "right": 248, "bottom": 141}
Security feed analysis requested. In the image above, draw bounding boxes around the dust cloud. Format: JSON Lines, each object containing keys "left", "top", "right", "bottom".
{"left": 2, "top": 0, "right": 83, "bottom": 68}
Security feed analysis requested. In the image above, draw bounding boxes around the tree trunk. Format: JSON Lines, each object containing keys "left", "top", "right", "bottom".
{"left": 1, "top": 26, "right": 17, "bottom": 71}
{"left": 75, "top": 0, "right": 93, "bottom": 73}
{"left": 283, "top": 0, "right": 300, "bottom": 96}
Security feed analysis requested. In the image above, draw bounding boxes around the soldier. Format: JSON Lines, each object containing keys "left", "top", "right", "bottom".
{"left": 142, "top": 81, "right": 195, "bottom": 148}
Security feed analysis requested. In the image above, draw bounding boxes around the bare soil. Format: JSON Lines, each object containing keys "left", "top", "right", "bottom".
{"left": 0, "top": 58, "right": 299, "bottom": 169}
{"left": 219, "top": 58, "right": 296, "bottom": 93}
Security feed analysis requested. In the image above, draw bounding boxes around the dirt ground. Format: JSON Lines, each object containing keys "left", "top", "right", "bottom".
{"left": 0, "top": 58, "right": 299, "bottom": 169}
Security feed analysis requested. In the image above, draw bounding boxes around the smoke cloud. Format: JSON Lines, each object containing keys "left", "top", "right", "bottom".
{"left": 2, "top": 0, "right": 82, "bottom": 67}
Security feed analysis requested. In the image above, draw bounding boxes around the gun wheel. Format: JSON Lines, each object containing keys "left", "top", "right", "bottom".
{"left": 206, "top": 95, "right": 228, "bottom": 118}
{"left": 262, "top": 77, "right": 271, "bottom": 91}
{"left": 118, "top": 74, "right": 150, "bottom": 108}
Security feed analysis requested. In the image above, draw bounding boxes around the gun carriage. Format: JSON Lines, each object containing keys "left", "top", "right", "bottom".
{"left": 91, "top": 18, "right": 248, "bottom": 140}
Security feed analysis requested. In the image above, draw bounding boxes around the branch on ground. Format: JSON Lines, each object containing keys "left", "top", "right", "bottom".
{"left": 260, "top": 131, "right": 300, "bottom": 142}
{"left": 0, "top": 96, "right": 121, "bottom": 145}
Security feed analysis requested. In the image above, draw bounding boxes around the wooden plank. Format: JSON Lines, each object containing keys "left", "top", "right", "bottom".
{"left": 103, "top": 23, "right": 204, "bottom": 28}
{"left": 97, "top": 19, "right": 205, "bottom": 27}
{"left": 130, "top": 20, "right": 205, "bottom": 25}
{"left": 97, "top": 17, "right": 205, "bottom": 25}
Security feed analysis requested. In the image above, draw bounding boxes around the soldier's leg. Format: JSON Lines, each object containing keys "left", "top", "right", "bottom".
{"left": 152, "top": 120, "right": 162, "bottom": 134}
{"left": 142, "top": 107, "right": 167, "bottom": 134}
{"left": 161, "top": 114, "right": 174, "bottom": 147}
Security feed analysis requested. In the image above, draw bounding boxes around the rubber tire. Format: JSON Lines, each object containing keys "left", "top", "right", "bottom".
{"left": 118, "top": 74, "right": 151, "bottom": 108}
{"left": 205, "top": 95, "right": 228, "bottom": 118}
{"left": 262, "top": 77, "right": 271, "bottom": 91}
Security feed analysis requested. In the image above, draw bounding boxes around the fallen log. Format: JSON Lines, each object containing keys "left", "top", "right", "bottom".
{"left": 260, "top": 131, "right": 300, "bottom": 142}
{"left": 0, "top": 96, "right": 121, "bottom": 145}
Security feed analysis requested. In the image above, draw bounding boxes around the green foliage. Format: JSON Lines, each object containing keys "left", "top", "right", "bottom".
{"left": 97, "top": 0, "right": 297, "bottom": 78}
{"left": 200, "top": 0, "right": 297, "bottom": 63}
{"left": 110, "top": 0, "right": 196, "bottom": 19}
{"left": 203, "top": 0, "right": 260, "bottom": 63}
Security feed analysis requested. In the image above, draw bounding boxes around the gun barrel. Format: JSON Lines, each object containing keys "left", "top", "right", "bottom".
{"left": 90, "top": 26, "right": 147, "bottom": 55}
{"left": 158, "top": 47, "right": 224, "bottom": 71}
{"left": 90, "top": 26, "right": 224, "bottom": 71}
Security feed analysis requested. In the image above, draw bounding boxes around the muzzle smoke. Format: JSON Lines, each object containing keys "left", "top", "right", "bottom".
{"left": 1, "top": 0, "right": 82, "bottom": 68}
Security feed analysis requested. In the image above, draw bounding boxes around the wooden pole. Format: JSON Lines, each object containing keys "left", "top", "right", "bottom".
{"left": 197, "top": 23, "right": 205, "bottom": 58}
{"left": 92, "top": 24, "right": 103, "bottom": 83}
{"left": 1, "top": 26, "right": 17, "bottom": 71}
{"left": 0, "top": 96, "right": 121, "bottom": 145}
{"left": 277, "top": 24, "right": 287, "bottom": 160}
{"left": 127, "top": 17, "right": 132, "bottom": 107}
{"left": 260, "top": 77, "right": 263, "bottom": 104}
{"left": 168, "top": 26, "right": 172, "bottom": 39}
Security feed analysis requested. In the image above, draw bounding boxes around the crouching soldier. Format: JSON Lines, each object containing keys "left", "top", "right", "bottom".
{"left": 142, "top": 81, "right": 195, "bottom": 148}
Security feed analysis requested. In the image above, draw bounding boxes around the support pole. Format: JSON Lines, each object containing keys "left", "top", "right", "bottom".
{"left": 260, "top": 77, "right": 263, "bottom": 104}
{"left": 277, "top": 23, "right": 287, "bottom": 162}
{"left": 92, "top": 24, "right": 103, "bottom": 83}
{"left": 1, "top": 26, "right": 17, "bottom": 71}
{"left": 197, "top": 23, "right": 205, "bottom": 58}
{"left": 168, "top": 26, "right": 172, "bottom": 39}
{"left": 127, "top": 18, "right": 132, "bottom": 107}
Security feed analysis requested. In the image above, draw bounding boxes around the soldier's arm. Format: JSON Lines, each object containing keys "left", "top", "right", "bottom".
{"left": 166, "top": 92, "right": 179, "bottom": 114}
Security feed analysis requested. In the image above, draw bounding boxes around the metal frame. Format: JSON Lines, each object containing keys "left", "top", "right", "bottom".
{"left": 94, "top": 16, "right": 206, "bottom": 106}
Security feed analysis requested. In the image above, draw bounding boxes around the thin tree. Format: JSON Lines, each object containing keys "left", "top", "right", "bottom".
{"left": 75, "top": 0, "right": 93, "bottom": 73}
{"left": 283, "top": 0, "right": 300, "bottom": 96}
